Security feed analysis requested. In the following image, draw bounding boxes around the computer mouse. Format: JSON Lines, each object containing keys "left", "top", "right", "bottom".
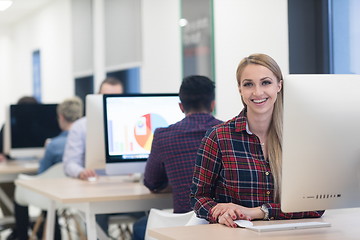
{"left": 87, "top": 176, "right": 98, "bottom": 182}
{"left": 234, "top": 220, "right": 253, "bottom": 228}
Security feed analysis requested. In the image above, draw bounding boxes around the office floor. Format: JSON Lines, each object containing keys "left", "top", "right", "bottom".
{"left": 0, "top": 207, "right": 134, "bottom": 240}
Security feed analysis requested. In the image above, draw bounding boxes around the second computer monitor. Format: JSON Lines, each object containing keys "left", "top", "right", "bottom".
{"left": 85, "top": 94, "right": 106, "bottom": 170}
{"left": 103, "top": 94, "right": 184, "bottom": 175}
{"left": 3, "top": 104, "right": 61, "bottom": 159}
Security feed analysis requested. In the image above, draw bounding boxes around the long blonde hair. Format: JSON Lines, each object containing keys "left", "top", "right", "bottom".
{"left": 236, "top": 53, "right": 283, "bottom": 201}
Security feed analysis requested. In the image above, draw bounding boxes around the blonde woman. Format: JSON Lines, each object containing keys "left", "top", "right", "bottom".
{"left": 190, "top": 53, "right": 324, "bottom": 228}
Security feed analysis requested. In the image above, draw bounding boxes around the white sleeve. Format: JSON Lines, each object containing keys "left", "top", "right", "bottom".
{"left": 63, "top": 117, "right": 86, "bottom": 178}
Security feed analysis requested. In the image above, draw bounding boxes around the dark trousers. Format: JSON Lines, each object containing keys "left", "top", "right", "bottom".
{"left": 132, "top": 215, "right": 148, "bottom": 240}
{"left": 0, "top": 182, "right": 15, "bottom": 216}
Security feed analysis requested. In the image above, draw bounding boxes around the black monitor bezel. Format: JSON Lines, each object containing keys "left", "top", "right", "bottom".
{"left": 9, "top": 103, "right": 61, "bottom": 149}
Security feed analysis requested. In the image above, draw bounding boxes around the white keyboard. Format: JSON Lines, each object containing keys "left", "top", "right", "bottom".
{"left": 247, "top": 221, "right": 331, "bottom": 232}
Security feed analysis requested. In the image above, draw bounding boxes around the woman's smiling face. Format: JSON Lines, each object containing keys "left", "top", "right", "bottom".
{"left": 238, "top": 64, "right": 282, "bottom": 116}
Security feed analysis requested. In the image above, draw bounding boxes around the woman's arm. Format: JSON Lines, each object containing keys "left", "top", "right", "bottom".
{"left": 190, "top": 128, "right": 222, "bottom": 222}
{"left": 211, "top": 202, "right": 324, "bottom": 228}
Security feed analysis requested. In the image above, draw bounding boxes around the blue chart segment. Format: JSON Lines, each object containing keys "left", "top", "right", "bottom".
{"left": 134, "top": 113, "right": 168, "bottom": 150}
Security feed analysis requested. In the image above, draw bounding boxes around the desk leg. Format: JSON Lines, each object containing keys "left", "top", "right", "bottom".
{"left": 0, "top": 185, "right": 14, "bottom": 214}
{"left": 85, "top": 209, "right": 98, "bottom": 240}
{"left": 45, "top": 200, "right": 55, "bottom": 240}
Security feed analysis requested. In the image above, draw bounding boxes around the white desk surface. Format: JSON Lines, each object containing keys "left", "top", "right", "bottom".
{"left": 0, "top": 159, "right": 38, "bottom": 175}
{"left": 149, "top": 208, "right": 360, "bottom": 240}
{"left": 0, "top": 159, "right": 39, "bottom": 221}
{"left": 16, "top": 176, "right": 173, "bottom": 240}
{"left": 15, "top": 176, "right": 171, "bottom": 203}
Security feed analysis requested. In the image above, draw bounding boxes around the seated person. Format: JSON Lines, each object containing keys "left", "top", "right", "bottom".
{"left": 0, "top": 96, "right": 39, "bottom": 161}
{"left": 63, "top": 77, "right": 131, "bottom": 236}
{"left": 190, "top": 53, "right": 324, "bottom": 228}
{"left": 12, "top": 97, "right": 83, "bottom": 240}
{"left": 63, "top": 77, "right": 123, "bottom": 180}
{"left": 0, "top": 96, "right": 39, "bottom": 235}
{"left": 132, "top": 75, "right": 222, "bottom": 240}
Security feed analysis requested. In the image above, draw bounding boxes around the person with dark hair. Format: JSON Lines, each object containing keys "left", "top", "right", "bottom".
{"left": 0, "top": 96, "right": 39, "bottom": 162}
{"left": 10, "top": 97, "right": 83, "bottom": 240}
{"left": 0, "top": 96, "right": 39, "bottom": 229}
{"left": 63, "top": 77, "right": 123, "bottom": 180}
{"left": 132, "top": 75, "right": 222, "bottom": 240}
{"left": 16, "top": 96, "right": 39, "bottom": 105}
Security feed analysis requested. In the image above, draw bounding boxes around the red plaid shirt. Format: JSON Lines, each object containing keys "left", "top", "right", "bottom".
{"left": 190, "top": 110, "right": 324, "bottom": 222}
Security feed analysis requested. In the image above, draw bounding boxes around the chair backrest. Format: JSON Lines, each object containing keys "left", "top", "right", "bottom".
{"left": 34, "top": 162, "right": 66, "bottom": 178}
{"left": 144, "top": 208, "right": 208, "bottom": 240}
{"left": 15, "top": 162, "right": 66, "bottom": 208}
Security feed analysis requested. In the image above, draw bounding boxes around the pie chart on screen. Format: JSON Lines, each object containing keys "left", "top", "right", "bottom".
{"left": 134, "top": 113, "right": 168, "bottom": 151}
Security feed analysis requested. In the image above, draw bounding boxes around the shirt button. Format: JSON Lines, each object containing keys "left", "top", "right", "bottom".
{"left": 265, "top": 172, "right": 270, "bottom": 176}
{"left": 266, "top": 191, "right": 271, "bottom": 195}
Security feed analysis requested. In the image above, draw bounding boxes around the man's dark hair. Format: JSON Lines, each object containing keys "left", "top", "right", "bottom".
{"left": 179, "top": 75, "right": 215, "bottom": 113}
{"left": 17, "top": 96, "right": 39, "bottom": 105}
{"left": 98, "top": 77, "right": 124, "bottom": 93}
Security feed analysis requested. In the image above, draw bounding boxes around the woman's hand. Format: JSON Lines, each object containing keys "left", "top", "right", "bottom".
{"left": 211, "top": 203, "right": 265, "bottom": 227}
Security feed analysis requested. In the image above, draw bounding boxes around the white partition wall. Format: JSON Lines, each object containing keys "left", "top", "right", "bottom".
{"left": 72, "top": 0, "right": 93, "bottom": 78}
{"left": 213, "top": 0, "right": 289, "bottom": 121}
{"left": 140, "top": 0, "right": 182, "bottom": 93}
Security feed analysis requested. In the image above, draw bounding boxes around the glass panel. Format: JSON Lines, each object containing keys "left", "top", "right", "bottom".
{"left": 180, "top": 0, "right": 214, "bottom": 80}
{"left": 331, "top": 0, "right": 360, "bottom": 73}
{"left": 32, "top": 50, "right": 41, "bottom": 102}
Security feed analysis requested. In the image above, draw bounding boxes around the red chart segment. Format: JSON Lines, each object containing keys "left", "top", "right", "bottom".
{"left": 134, "top": 113, "right": 168, "bottom": 151}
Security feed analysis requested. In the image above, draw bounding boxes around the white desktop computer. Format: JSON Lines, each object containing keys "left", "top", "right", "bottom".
{"left": 103, "top": 93, "right": 184, "bottom": 176}
{"left": 281, "top": 74, "right": 360, "bottom": 212}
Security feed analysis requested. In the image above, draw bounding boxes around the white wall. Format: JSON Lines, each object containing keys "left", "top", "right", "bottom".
{"left": 0, "top": 0, "right": 72, "bottom": 124}
{"left": 213, "top": 0, "right": 289, "bottom": 121}
{"left": 140, "top": 0, "right": 182, "bottom": 93}
{"left": 0, "top": 0, "right": 289, "bottom": 125}
{"left": 0, "top": 30, "right": 12, "bottom": 124}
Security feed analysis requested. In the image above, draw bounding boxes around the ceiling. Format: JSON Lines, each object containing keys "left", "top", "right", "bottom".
{"left": 0, "top": 0, "right": 52, "bottom": 27}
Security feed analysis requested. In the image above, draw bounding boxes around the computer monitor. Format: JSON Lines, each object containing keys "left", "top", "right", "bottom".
{"left": 103, "top": 94, "right": 184, "bottom": 175}
{"left": 3, "top": 104, "right": 61, "bottom": 159}
{"left": 85, "top": 94, "right": 106, "bottom": 170}
{"left": 281, "top": 74, "right": 360, "bottom": 213}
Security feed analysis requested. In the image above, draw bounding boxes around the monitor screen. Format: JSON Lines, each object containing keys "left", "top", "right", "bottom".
{"left": 4, "top": 104, "right": 61, "bottom": 159}
{"left": 103, "top": 94, "right": 184, "bottom": 175}
{"left": 281, "top": 74, "right": 360, "bottom": 213}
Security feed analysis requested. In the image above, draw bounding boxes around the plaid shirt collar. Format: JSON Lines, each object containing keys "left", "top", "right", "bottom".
{"left": 234, "top": 109, "right": 248, "bottom": 133}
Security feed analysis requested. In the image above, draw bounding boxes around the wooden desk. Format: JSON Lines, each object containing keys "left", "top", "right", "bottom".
{"left": 0, "top": 160, "right": 38, "bottom": 222}
{"left": 149, "top": 208, "right": 360, "bottom": 240}
{"left": 0, "top": 159, "right": 38, "bottom": 182}
{"left": 16, "top": 176, "right": 173, "bottom": 240}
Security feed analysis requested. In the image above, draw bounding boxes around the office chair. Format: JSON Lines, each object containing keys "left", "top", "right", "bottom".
{"left": 144, "top": 208, "right": 208, "bottom": 240}
{"left": 14, "top": 163, "right": 86, "bottom": 240}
